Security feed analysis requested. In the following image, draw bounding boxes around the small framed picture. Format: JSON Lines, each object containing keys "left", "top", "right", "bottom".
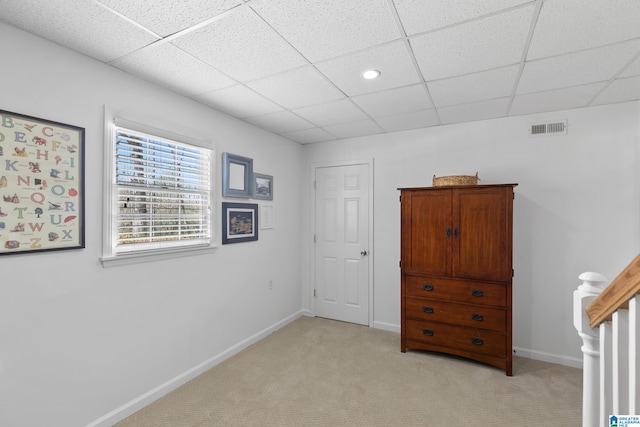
{"left": 260, "top": 204, "right": 274, "bottom": 229}
{"left": 222, "top": 202, "right": 258, "bottom": 244}
{"left": 222, "top": 152, "right": 252, "bottom": 198}
{"left": 252, "top": 173, "right": 273, "bottom": 200}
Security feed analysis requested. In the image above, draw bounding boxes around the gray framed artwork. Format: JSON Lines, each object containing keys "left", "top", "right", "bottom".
{"left": 251, "top": 173, "right": 273, "bottom": 200}
{"left": 222, "top": 152, "right": 252, "bottom": 198}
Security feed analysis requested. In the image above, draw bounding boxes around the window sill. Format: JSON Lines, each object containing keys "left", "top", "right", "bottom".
{"left": 99, "top": 244, "right": 217, "bottom": 268}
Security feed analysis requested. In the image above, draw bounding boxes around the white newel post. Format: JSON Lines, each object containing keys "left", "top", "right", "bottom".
{"left": 574, "top": 271, "right": 608, "bottom": 427}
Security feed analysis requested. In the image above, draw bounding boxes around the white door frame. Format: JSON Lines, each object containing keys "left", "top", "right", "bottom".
{"left": 309, "top": 159, "right": 374, "bottom": 327}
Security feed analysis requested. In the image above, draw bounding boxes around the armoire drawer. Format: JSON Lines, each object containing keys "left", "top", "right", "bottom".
{"left": 404, "top": 275, "right": 506, "bottom": 307}
{"left": 405, "top": 297, "right": 506, "bottom": 332}
{"left": 405, "top": 319, "right": 505, "bottom": 357}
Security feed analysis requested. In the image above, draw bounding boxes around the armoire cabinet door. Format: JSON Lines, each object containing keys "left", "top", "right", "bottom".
{"left": 401, "top": 190, "right": 452, "bottom": 276}
{"left": 452, "top": 187, "right": 513, "bottom": 282}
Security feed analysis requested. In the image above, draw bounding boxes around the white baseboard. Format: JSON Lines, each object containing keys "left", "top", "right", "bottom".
{"left": 372, "top": 320, "right": 400, "bottom": 333}
{"left": 513, "top": 346, "right": 582, "bottom": 369}
{"left": 86, "top": 310, "right": 305, "bottom": 427}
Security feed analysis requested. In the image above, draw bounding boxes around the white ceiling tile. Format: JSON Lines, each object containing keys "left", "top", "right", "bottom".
{"left": 376, "top": 109, "right": 440, "bottom": 132}
{"left": 171, "top": 7, "right": 307, "bottom": 82}
{"left": 194, "top": 85, "right": 283, "bottom": 118}
{"left": 292, "top": 99, "right": 369, "bottom": 127}
{"left": 621, "top": 54, "right": 640, "bottom": 78}
{"left": 591, "top": 75, "right": 640, "bottom": 106}
{"left": 97, "top": 0, "right": 242, "bottom": 37}
{"left": 0, "top": 0, "right": 158, "bottom": 62}
{"left": 322, "top": 120, "right": 384, "bottom": 139}
{"left": 438, "top": 98, "right": 510, "bottom": 124}
{"left": 394, "top": 0, "right": 532, "bottom": 35}
{"left": 246, "top": 66, "right": 345, "bottom": 109}
{"left": 510, "top": 83, "right": 605, "bottom": 116}
{"left": 428, "top": 65, "right": 519, "bottom": 107}
{"left": 410, "top": 5, "right": 534, "bottom": 81}
{"left": 352, "top": 84, "right": 432, "bottom": 118}
{"left": 112, "top": 43, "right": 236, "bottom": 96}
{"left": 251, "top": 0, "right": 400, "bottom": 62}
{"left": 243, "top": 111, "right": 315, "bottom": 134}
{"left": 281, "top": 128, "right": 337, "bottom": 144}
{"left": 527, "top": 0, "right": 640, "bottom": 60}
{"left": 316, "top": 41, "right": 422, "bottom": 96}
{"left": 517, "top": 40, "right": 640, "bottom": 95}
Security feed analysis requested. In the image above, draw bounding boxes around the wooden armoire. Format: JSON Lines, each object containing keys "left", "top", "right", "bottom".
{"left": 399, "top": 184, "right": 517, "bottom": 376}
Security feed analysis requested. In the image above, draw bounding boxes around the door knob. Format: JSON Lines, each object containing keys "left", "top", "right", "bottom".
{"left": 361, "top": 250, "right": 368, "bottom": 256}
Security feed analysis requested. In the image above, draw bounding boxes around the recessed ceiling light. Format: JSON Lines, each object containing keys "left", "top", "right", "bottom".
{"left": 362, "top": 69, "right": 381, "bottom": 80}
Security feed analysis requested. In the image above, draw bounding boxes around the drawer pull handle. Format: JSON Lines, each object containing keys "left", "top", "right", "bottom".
{"left": 446, "top": 227, "right": 451, "bottom": 237}
{"left": 422, "top": 306, "right": 434, "bottom": 314}
{"left": 471, "top": 338, "right": 484, "bottom": 346}
{"left": 422, "top": 329, "right": 434, "bottom": 336}
{"left": 423, "top": 284, "right": 434, "bottom": 291}
{"left": 471, "top": 313, "right": 484, "bottom": 321}
{"left": 471, "top": 289, "right": 484, "bottom": 297}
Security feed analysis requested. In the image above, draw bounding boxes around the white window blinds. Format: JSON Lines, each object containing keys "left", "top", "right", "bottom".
{"left": 114, "top": 127, "right": 212, "bottom": 253}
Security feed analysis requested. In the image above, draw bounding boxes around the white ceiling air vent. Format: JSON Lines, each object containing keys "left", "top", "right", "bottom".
{"left": 529, "top": 120, "right": 568, "bottom": 136}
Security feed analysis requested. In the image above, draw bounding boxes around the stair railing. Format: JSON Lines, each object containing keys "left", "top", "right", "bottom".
{"left": 574, "top": 254, "right": 640, "bottom": 427}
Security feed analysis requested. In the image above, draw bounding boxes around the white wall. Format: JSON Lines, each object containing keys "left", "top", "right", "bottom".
{"left": 0, "top": 23, "right": 304, "bottom": 427}
{"left": 3, "top": 17, "right": 640, "bottom": 427}
{"left": 302, "top": 101, "right": 640, "bottom": 366}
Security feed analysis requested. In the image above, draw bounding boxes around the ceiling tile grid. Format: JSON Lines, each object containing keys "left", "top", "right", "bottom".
{"left": 409, "top": 5, "right": 535, "bottom": 81}
{"left": 112, "top": 43, "right": 237, "bottom": 97}
{"left": 510, "top": 82, "right": 606, "bottom": 116}
{"left": 246, "top": 66, "right": 346, "bottom": 110}
{"left": 375, "top": 109, "right": 440, "bottom": 132}
{"left": 170, "top": 6, "right": 308, "bottom": 82}
{"left": 393, "top": 0, "right": 533, "bottom": 35}
{"left": 315, "top": 40, "right": 422, "bottom": 97}
{"left": 97, "top": 0, "right": 243, "bottom": 37}
{"left": 250, "top": 0, "right": 401, "bottom": 62}
{"left": 1, "top": 0, "right": 640, "bottom": 143}
{"left": 352, "top": 84, "right": 433, "bottom": 118}
{"left": 0, "top": 0, "right": 159, "bottom": 62}
{"left": 527, "top": 0, "right": 640, "bottom": 60}
{"left": 194, "top": 85, "right": 283, "bottom": 118}
{"left": 292, "top": 99, "right": 370, "bottom": 128}
{"left": 517, "top": 39, "right": 640, "bottom": 95}
{"left": 428, "top": 65, "right": 520, "bottom": 108}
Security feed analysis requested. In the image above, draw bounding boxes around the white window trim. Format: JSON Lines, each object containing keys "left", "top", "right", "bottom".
{"left": 100, "top": 106, "right": 217, "bottom": 267}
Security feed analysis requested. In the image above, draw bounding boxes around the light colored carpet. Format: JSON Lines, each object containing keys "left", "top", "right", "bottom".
{"left": 115, "top": 316, "right": 582, "bottom": 426}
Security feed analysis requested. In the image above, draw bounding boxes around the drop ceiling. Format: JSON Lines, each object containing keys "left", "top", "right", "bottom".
{"left": 1, "top": 0, "right": 639, "bottom": 144}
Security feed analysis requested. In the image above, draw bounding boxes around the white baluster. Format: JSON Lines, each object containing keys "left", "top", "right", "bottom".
{"left": 630, "top": 296, "right": 639, "bottom": 414}
{"left": 613, "top": 308, "right": 629, "bottom": 415}
{"left": 574, "top": 272, "right": 608, "bottom": 427}
{"left": 601, "top": 321, "right": 613, "bottom": 427}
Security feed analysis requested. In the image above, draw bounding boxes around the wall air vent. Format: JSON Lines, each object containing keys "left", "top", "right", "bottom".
{"left": 529, "top": 120, "right": 568, "bottom": 136}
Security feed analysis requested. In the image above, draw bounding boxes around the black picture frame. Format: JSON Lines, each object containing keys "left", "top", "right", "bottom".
{"left": 222, "top": 152, "right": 252, "bottom": 198}
{"left": 0, "top": 109, "right": 85, "bottom": 255}
{"left": 222, "top": 202, "right": 258, "bottom": 244}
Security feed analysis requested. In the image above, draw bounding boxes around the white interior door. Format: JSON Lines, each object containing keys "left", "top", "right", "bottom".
{"left": 314, "top": 163, "right": 370, "bottom": 326}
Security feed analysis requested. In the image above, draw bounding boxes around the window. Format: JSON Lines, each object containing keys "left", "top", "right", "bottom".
{"left": 101, "top": 110, "right": 215, "bottom": 266}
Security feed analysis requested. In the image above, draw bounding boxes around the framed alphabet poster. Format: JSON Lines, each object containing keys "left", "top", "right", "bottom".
{"left": 0, "top": 109, "right": 85, "bottom": 255}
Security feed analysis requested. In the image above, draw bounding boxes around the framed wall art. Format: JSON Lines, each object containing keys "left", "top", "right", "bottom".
{"left": 251, "top": 172, "right": 273, "bottom": 200}
{"left": 222, "top": 152, "right": 252, "bottom": 198}
{"left": 260, "top": 204, "right": 274, "bottom": 229}
{"left": 222, "top": 202, "right": 258, "bottom": 244}
{"left": 0, "top": 109, "right": 85, "bottom": 255}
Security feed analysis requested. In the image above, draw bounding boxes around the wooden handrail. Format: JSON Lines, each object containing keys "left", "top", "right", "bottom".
{"left": 586, "top": 253, "right": 640, "bottom": 328}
